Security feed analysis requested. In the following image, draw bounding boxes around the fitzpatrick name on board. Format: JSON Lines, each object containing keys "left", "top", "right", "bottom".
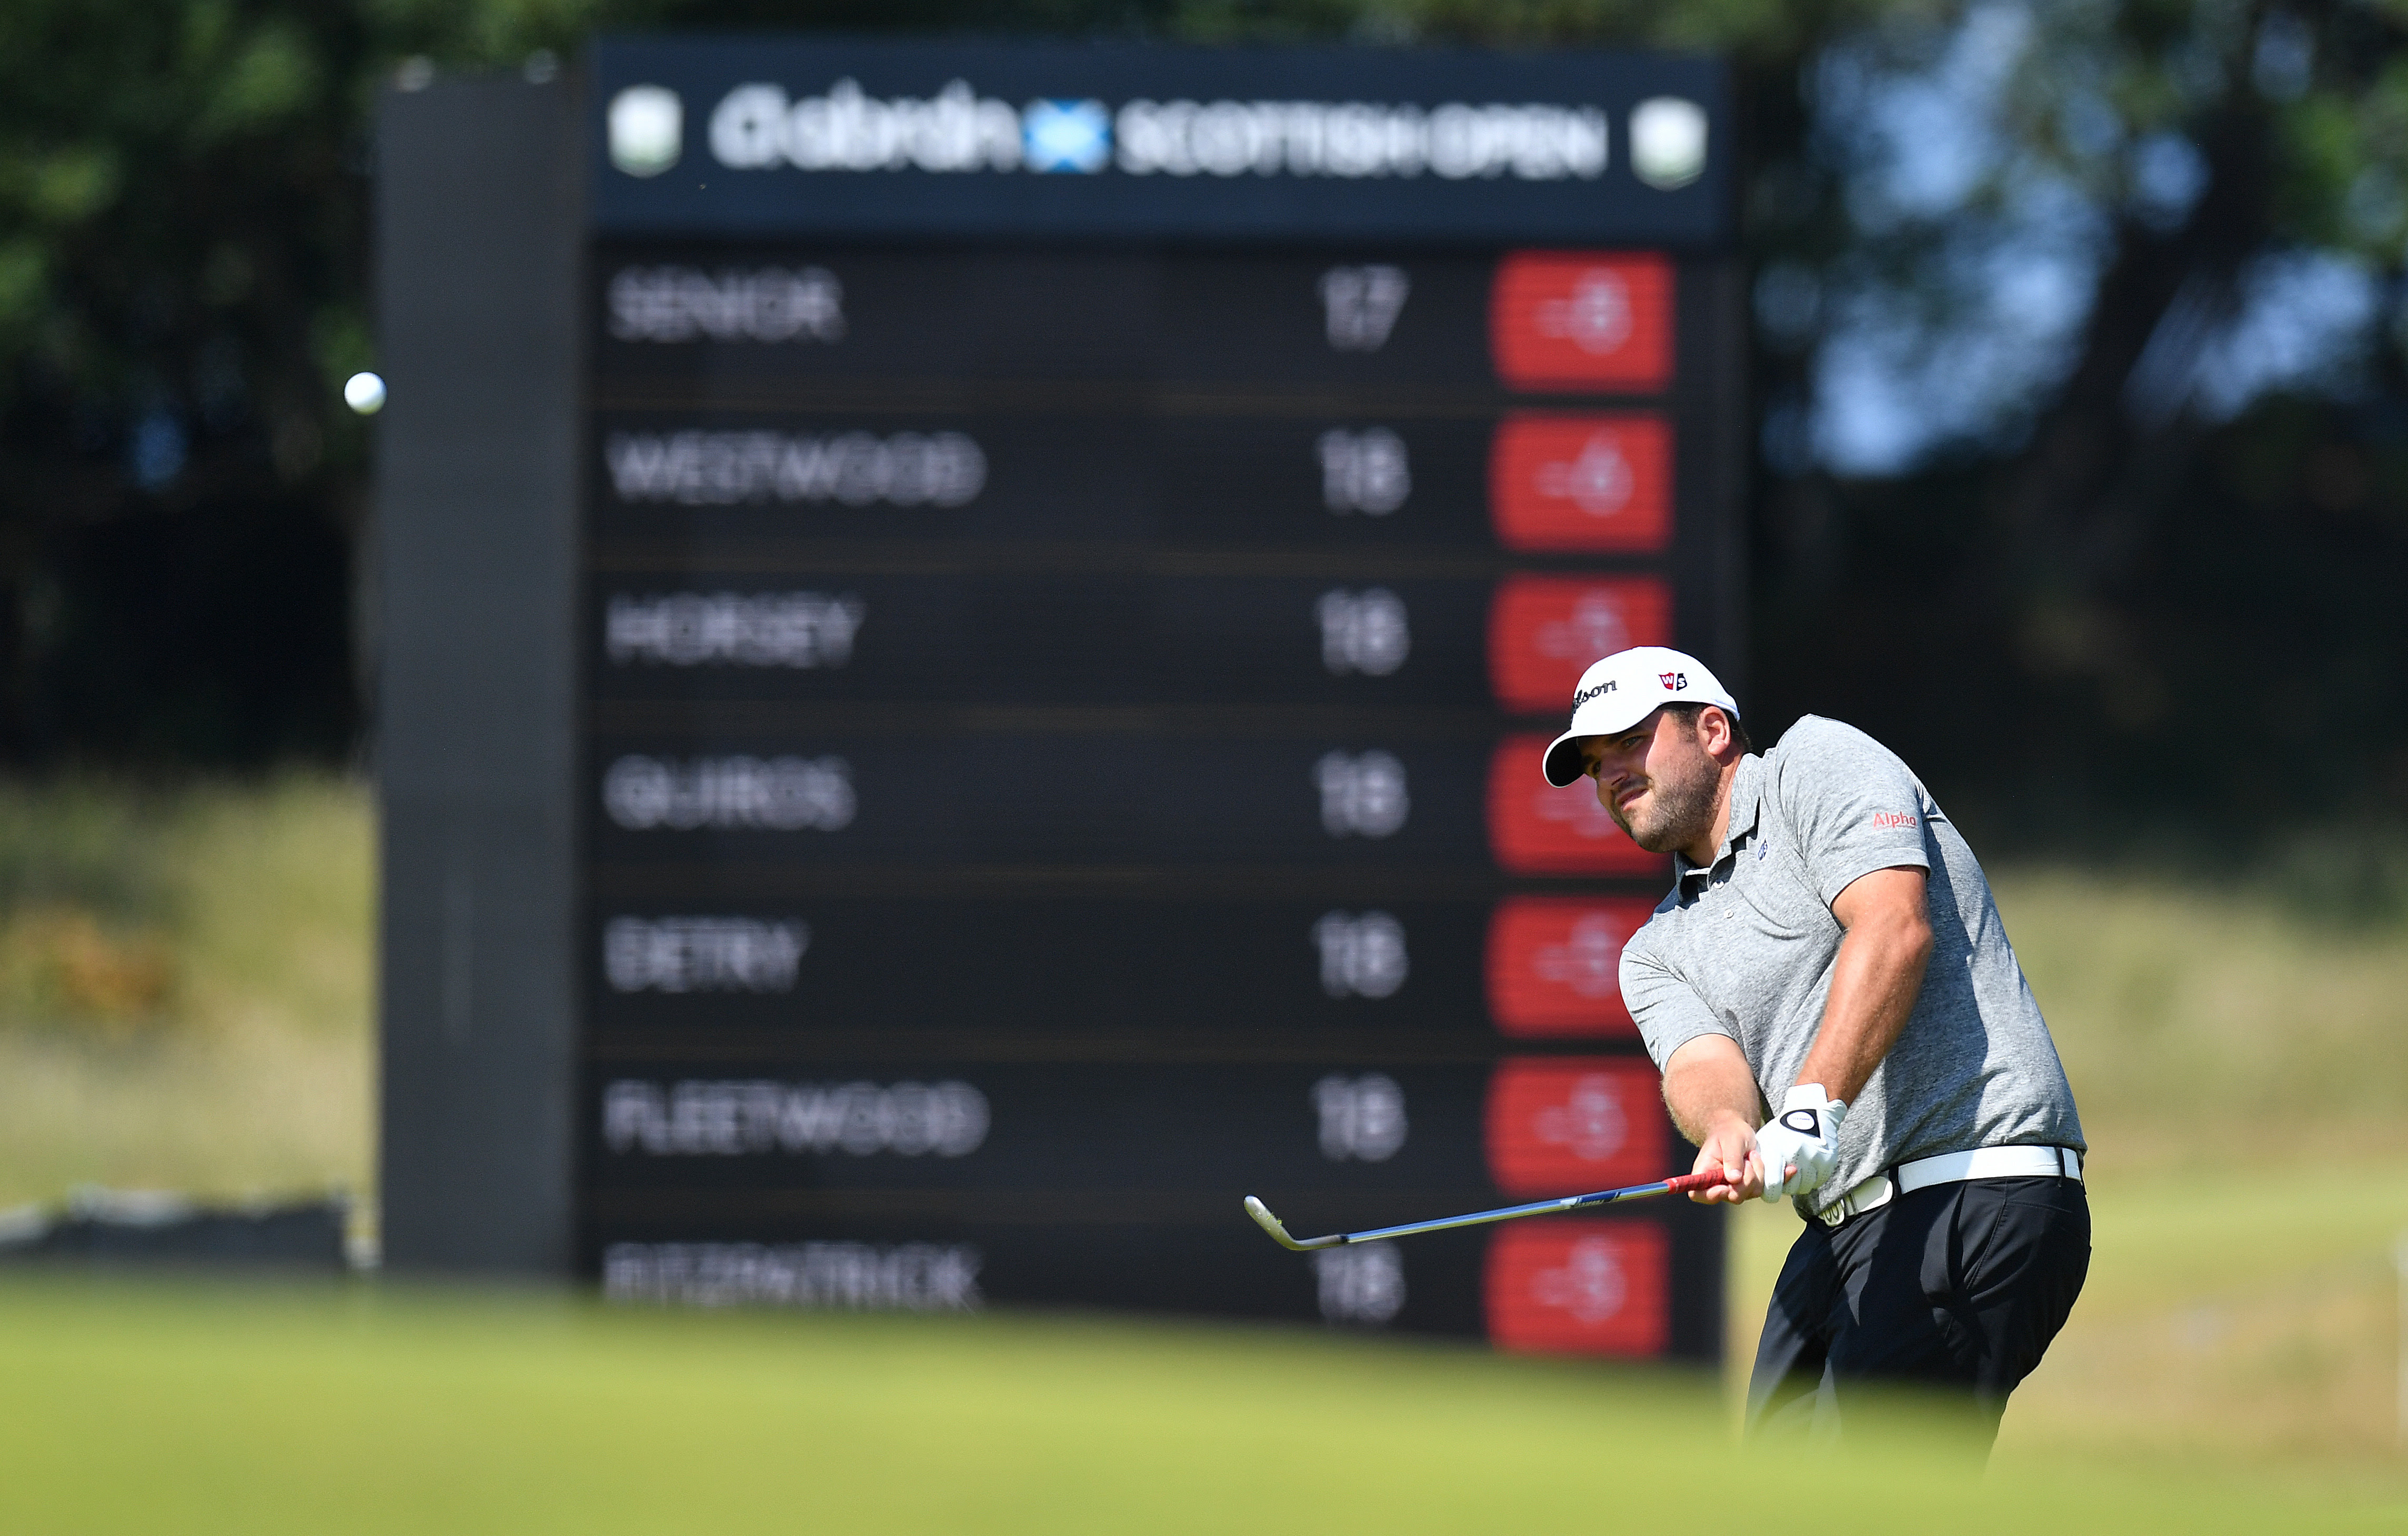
{"left": 604, "top": 1241, "right": 984, "bottom": 1312}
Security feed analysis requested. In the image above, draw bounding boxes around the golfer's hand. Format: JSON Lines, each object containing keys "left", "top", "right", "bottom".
{"left": 1754, "top": 1085, "right": 1847, "bottom": 1203}
{"left": 1688, "top": 1112, "right": 1764, "bottom": 1203}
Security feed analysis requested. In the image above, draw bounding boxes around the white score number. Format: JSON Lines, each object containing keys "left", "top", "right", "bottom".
{"left": 1317, "top": 428, "right": 1409, "bottom": 515}
{"left": 1318, "top": 265, "right": 1410, "bottom": 352}
{"left": 1314, "top": 1246, "right": 1406, "bottom": 1324}
{"left": 1312, "top": 910, "right": 1408, "bottom": 999}
{"left": 1314, "top": 1072, "right": 1408, "bottom": 1161}
{"left": 1315, "top": 588, "right": 1409, "bottom": 677}
{"left": 1314, "top": 751, "right": 1409, "bottom": 838}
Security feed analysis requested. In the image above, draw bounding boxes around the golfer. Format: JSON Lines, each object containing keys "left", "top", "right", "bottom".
{"left": 1541, "top": 646, "right": 2089, "bottom": 1442}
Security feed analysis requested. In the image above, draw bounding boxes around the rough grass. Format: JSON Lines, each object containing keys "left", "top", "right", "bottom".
{"left": 1993, "top": 867, "right": 2408, "bottom": 1166}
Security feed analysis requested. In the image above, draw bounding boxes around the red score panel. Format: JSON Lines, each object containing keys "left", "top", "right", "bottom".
{"left": 1487, "top": 575, "right": 1673, "bottom": 715}
{"left": 1484, "top": 1057, "right": 1664, "bottom": 1196}
{"left": 1486, "top": 735, "right": 1668, "bottom": 877}
{"left": 1488, "top": 414, "right": 1673, "bottom": 554}
{"left": 1484, "top": 896, "right": 1657, "bottom": 1038}
{"left": 1485, "top": 1219, "right": 1670, "bottom": 1358}
{"left": 1489, "top": 252, "right": 1674, "bottom": 392}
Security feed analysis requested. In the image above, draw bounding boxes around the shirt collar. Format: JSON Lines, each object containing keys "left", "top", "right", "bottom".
{"left": 1674, "top": 754, "right": 1764, "bottom": 887}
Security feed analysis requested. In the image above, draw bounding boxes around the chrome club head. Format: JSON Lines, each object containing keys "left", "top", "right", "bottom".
{"left": 1244, "top": 1195, "right": 1340, "bottom": 1251}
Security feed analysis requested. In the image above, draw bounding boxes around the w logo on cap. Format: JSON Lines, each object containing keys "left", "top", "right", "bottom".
{"left": 1658, "top": 671, "right": 1686, "bottom": 691}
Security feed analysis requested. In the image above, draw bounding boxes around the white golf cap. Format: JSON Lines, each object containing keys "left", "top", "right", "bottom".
{"left": 1540, "top": 646, "right": 1741, "bottom": 787}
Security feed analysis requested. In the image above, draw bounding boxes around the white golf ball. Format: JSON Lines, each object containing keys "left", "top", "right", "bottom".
{"left": 343, "top": 371, "right": 386, "bottom": 415}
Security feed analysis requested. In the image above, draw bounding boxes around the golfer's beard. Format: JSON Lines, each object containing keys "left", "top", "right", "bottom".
{"left": 1613, "top": 754, "right": 1719, "bottom": 854}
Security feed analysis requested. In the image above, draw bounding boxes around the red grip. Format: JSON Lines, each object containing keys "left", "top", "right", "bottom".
{"left": 1662, "top": 1170, "right": 1733, "bottom": 1194}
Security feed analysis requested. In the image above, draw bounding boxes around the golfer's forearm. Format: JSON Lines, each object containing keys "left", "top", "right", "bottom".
{"left": 1798, "top": 905, "right": 1931, "bottom": 1105}
{"left": 1661, "top": 1036, "right": 1762, "bottom": 1149}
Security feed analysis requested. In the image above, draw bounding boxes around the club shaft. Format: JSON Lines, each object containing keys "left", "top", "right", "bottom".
{"left": 1323, "top": 1171, "right": 1722, "bottom": 1246}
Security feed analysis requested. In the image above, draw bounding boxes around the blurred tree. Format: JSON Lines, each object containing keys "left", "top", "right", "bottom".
{"left": 0, "top": 0, "right": 673, "bottom": 763}
{"left": 1731, "top": 0, "right": 2408, "bottom": 845}
{"left": 0, "top": 2, "right": 379, "bottom": 759}
{"left": 1, "top": 0, "right": 2402, "bottom": 856}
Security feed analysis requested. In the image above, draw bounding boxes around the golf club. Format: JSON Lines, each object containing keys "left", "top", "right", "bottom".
{"left": 1243, "top": 1169, "right": 1731, "bottom": 1252}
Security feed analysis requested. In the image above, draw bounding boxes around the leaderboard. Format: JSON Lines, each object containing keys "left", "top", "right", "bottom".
{"left": 574, "top": 37, "right": 1740, "bottom": 1361}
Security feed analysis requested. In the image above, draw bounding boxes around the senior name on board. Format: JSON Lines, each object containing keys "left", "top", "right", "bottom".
{"left": 587, "top": 248, "right": 1683, "bottom": 397}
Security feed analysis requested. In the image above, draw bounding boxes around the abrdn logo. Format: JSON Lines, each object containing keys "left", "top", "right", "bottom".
{"left": 702, "top": 78, "right": 1616, "bottom": 182}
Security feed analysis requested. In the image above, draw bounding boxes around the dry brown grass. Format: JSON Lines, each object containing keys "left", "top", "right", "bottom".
{"left": 1993, "top": 866, "right": 2408, "bottom": 1164}
{"left": 0, "top": 775, "right": 370, "bottom": 1208}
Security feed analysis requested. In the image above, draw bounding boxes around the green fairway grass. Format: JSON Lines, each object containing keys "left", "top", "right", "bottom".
{"left": 0, "top": 1278, "right": 2394, "bottom": 1535}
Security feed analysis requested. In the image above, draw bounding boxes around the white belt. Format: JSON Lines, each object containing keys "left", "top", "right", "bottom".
{"left": 1813, "top": 1145, "right": 2082, "bottom": 1228}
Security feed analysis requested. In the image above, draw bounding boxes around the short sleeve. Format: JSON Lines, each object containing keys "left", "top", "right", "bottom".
{"left": 1771, "top": 717, "right": 1933, "bottom": 907}
{"left": 1620, "top": 938, "right": 1729, "bottom": 1071}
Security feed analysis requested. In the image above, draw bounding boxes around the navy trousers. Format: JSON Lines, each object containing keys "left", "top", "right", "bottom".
{"left": 1745, "top": 1174, "right": 2092, "bottom": 1446}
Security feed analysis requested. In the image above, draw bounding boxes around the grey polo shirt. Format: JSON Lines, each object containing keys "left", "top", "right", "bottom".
{"left": 1618, "top": 715, "right": 2084, "bottom": 1219}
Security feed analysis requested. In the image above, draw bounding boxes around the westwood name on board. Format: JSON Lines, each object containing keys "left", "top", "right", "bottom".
{"left": 590, "top": 410, "right": 1677, "bottom": 554}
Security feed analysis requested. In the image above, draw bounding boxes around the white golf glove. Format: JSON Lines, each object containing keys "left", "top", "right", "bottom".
{"left": 1755, "top": 1085, "right": 1847, "bottom": 1203}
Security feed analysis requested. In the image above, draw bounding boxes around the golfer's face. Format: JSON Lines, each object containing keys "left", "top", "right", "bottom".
{"left": 1578, "top": 708, "right": 1682, "bottom": 836}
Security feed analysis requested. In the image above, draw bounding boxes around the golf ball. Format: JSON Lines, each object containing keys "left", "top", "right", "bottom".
{"left": 344, "top": 371, "right": 387, "bottom": 415}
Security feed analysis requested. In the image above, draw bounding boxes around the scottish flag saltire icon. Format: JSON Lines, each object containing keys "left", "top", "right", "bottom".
{"left": 1022, "top": 99, "right": 1111, "bottom": 173}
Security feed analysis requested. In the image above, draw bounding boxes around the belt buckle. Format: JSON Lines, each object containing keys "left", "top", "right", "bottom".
{"left": 1815, "top": 1173, "right": 1892, "bottom": 1228}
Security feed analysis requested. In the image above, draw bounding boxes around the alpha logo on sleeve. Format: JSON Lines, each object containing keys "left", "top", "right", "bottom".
{"left": 1870, "top": 811, "right": 1918, "bottom": 830}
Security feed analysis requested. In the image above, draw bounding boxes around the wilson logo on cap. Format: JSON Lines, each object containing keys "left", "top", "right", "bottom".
{"left": 1657, "top": 671, "right": 1685, "bottom": 690}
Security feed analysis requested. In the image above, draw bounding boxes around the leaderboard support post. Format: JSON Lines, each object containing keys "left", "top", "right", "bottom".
{"left": 374, "top": 70, "right": 586, "bottom": 1274}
